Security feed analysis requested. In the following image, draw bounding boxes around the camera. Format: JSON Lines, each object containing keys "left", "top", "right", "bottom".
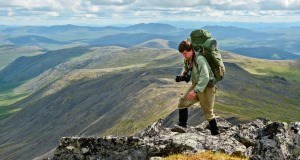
{"left": 175, "top": 73, "right": 191, "bottom": 83}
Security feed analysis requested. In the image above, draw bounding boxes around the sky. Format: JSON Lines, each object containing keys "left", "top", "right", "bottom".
{"left": 0, "top": 0, "right": 299, "bottom": 26}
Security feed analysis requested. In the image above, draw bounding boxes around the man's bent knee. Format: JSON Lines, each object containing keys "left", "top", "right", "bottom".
{"left": 178, "top": 98, "right": 188, "bottom": 109}
{"left": 177, "top": 97, "right": 194, "bottom": 109}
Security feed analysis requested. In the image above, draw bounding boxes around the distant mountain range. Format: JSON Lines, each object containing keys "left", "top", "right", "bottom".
{"left": 202, "top": 25, "right": 274, "bottom": 40}
{"left": 89, "top": 33, "right": 183, "bottom": 48}
{"left": 29, "top": 23, "right": 179, "bottom": 35}
{"left": 117, "top": 23, "right": 179, "bottom": 34}
{"left": 157, "top": 21, "right": 300, "bottom": 29}
{"left": 229, "top": 46, "right": 300, "bottom": 60}
{"left": 8, "top": 35, "right": 67, "bottom": 46}
{"left": 0, "top": 23, "right": 299, "bottom": 59}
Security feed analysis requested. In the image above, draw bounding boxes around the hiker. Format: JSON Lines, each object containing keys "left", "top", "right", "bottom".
{"left": 173, "top": 39, "right": 221, "bottom": 135}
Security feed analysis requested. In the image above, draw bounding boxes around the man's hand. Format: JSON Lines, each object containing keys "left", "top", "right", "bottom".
{"left": 180, "top": 71, "right": 186, "bottom": 76}
{"left": 186, "top": 90, "right": 197, "bottom": 100}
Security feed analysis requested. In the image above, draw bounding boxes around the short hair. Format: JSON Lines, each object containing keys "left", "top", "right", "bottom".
{"left": 178, "top": 40, "right": 192, "bottom": 53}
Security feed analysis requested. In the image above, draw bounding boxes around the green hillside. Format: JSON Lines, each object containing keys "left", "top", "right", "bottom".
{"left": 134, "top": 39, "right": 178, "bottom": 49}
{"left": 8, "top": 35, "right": 67, "bottom": 46}
{"left": 0, "top": 45, "right": 44, "bottom": 70}
{"left": 0, "top": 47, "right": 299, "bottom": 122}
{"left": 0, "top": 47, "right": 180, "bottom": 119}
{"left": 0, "top": 47, "right": 299, "bottom": 160}
{"left": 222, "top": 51, "right": 300, "bottom": 83}
{"left": 0, "top": 46, "right": 90, "bottom": 83}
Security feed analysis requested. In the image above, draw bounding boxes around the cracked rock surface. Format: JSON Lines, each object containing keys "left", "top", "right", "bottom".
{"left": 52, "top": 118, "right": 300, "bottom": 160}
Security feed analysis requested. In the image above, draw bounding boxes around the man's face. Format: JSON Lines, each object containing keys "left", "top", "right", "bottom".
{"left": 181, "top": 50, "right": 193, "bottom": 60}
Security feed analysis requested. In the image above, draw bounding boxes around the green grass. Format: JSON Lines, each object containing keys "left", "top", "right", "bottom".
{"left": 0, "top": 106, "right": 22, "bottom": 120}
{"left": 215, "top": 93, "right": 300, "bottom": 123}
{"left": 0, "top": 91, "right": 29, "bottom": 120}
{"left": 0, "top": 80, "right": 31, "bottom": 120}
{"left": 102, "top": 84, "right": 179, "bottom": 136}
{"left": 224, "top": 53, "right": 300, "bottom": 83}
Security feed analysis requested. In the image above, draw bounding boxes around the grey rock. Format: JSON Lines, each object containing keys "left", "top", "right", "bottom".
{"left": 53, "top": 118, "right": 300, "bottom": 160}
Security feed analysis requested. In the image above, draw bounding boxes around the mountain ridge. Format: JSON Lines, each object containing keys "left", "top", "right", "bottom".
{"left": 1, "top": 23, "right": 299, "bottom": 57}
{"left": 201, "top": 25, "right": 274, "bottom": 40}
{"left": 0, "top": 46, "right": 299, "bottom": 160}
{"left": 0, "top": 46, "right": 90, "bottom": 83}
{"left": 8, "top": 35, "right": 68, "bottom": 46}
{"left": 89, "top": 33, "right": 183, "bottom": 47}
{"left": 229, "top": 46, "right": 300, "bottom": 60}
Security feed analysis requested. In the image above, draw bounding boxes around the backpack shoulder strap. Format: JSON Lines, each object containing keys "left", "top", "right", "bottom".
{"left": 193, "top": 50, "right": 200, "bottom": 69}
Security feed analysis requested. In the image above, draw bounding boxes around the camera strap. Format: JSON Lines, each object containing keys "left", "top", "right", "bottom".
{"left": 188, "top": 50, "right": 196, "bottom": 75}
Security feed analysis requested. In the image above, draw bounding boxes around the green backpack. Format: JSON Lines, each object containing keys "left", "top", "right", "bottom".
{"left": 189, "top": 29, "right": 225, "bottom": 81}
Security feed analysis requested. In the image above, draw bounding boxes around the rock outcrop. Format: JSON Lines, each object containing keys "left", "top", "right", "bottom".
{"left": 52, "top": 118, "right": 300, "bottom": 160}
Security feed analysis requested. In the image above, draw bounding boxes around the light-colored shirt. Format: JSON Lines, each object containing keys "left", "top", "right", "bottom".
{"left": 183, "top": 52, "right": 214, "bottom": 93}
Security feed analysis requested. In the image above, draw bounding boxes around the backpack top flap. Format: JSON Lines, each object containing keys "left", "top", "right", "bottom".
{"left": 190, "top": 29, "right": 212, "bottom": 51}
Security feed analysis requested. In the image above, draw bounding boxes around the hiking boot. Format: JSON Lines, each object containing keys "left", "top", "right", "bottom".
{"left": 171, "top": 124, "right": 188, "bottom": 133}
{"left": 179, "top": 108, "right": 188, "bottom": 127}
{"left": 209, "top": 118, "right": 220, "bottom": 135}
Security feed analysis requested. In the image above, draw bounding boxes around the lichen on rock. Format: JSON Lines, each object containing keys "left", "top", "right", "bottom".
{"left": 52, "top": 118, "right": 300, "bottom": 160}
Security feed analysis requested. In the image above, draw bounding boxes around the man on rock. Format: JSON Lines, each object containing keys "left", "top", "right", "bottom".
{"left": 173, "top": 40, "right": 220, "bottom": 135}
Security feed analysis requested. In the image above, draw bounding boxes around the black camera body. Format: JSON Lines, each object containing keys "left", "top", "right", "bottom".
{"left": 175, "top": 73, "right": 191, "bottom": 83}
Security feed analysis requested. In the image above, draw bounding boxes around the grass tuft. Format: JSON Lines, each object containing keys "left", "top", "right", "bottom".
{"left": 163, "top": 151, "right": 248, "bottom": 160}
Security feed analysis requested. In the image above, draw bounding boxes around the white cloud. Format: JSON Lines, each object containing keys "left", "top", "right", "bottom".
{"left": 45, "top": 11, "right": 60, "bottom": 17}
{"left": 136, "top": 0, "right": 210, "bottom": 8}
{"left": 210, "top": 0, "right": 300, "bottom": 10}
{"left": 0, "top": 0, "right": 299, "bottom": 25}
{"left": 0, "top": 0, "right": 83, "bottom": 11}
{"left": 7, "top": 11, "right": 15, "bottom": 16}
{"left": 85, "top": 13, "right": 97, "bottom": 18}
{"left": 86, "top": 4, "right": 101, "bottom": 13}
{"left": 88, "top": 0, "right": 136, "bottom": 6}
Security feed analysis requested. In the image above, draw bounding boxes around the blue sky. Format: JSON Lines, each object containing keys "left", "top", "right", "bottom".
{"left": 0, "top": 0, "right": 299, "bottom": 26}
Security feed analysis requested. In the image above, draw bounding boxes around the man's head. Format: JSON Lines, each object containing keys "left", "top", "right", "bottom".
{"left": 178, "top": 40, "right": 193, "bottom": 60}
